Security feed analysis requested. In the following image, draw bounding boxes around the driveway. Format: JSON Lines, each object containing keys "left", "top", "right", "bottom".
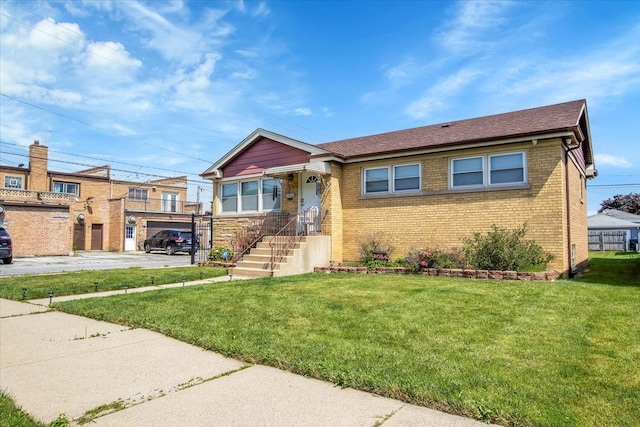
{"left": 0, "top": 251, "right": 194, "bottom": 276}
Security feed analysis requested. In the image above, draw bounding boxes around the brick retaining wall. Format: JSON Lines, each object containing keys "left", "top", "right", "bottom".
{"left": 314, "top": 266, "right": 562, "bottom": 281}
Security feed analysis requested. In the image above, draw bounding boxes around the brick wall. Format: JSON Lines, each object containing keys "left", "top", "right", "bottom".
{"left": 337, "top": 139, "right": 570, "bottom": 273}
{"left": 2, "top": 203, "right": 71, "bottom": 256}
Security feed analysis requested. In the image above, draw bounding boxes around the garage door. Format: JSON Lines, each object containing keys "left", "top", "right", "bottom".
{"left": 146, "top": 221, "right": 192, "bottom": 238}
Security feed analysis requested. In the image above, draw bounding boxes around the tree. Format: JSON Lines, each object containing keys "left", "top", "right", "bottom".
{"left": 598, "top": 193, "right": 640, "bottom": 215}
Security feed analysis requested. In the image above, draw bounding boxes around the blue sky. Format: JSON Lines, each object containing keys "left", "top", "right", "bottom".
{"left": 1, "top": 0, "right": 639, "bottom": 214}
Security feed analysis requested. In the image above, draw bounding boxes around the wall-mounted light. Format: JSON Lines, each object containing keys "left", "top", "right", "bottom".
{"left": 77, "top": 213, "right": 86, "bottom": 223}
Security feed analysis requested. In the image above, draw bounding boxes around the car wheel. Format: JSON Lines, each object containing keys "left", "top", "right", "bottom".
{"left": 144, "top": 243, "right": 151, "bottom": 253}
{"left": 2, "top": 256, "right": 12, "bottom": 264}
{"left": 165, "top": 245, "right": 175, "bottom": 255}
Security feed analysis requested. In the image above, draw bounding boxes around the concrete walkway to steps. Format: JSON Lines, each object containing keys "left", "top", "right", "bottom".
{"left": 0, "top": 281, "right": 499, "bottom": 427}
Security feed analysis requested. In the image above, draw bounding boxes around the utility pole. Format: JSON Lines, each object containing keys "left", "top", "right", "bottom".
{"left": 196, "top": 185, "right": 202, "bottom": 215}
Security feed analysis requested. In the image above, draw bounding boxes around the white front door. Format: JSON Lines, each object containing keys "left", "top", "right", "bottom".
{"left": 125, "top": 225, "right": 136, "bottom": 251}
{"left": 299, "top": 172, "right": 321, "bottom": 233}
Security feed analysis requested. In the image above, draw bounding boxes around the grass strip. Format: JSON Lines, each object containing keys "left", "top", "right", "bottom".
{"left": 0, "top": 266, "right": 227, "bottom": 300}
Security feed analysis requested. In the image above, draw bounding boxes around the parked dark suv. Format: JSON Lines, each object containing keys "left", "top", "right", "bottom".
{"left": 143, "top": 230, "right": 198, "bottom": 255}
{"left": 0, "top": 226, "right": 13, "bottom": 264}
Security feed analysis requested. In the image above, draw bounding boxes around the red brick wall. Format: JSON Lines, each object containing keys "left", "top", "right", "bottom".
{"left": 2, "top": 203, "right": 71, "bottom": 256}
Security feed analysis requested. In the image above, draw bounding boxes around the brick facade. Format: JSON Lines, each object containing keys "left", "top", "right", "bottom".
{"left": 335, "top": 139, "right": 576, "bottom": 273}
{"left": 0, "top": 142, "right": 196, "bottom": 257}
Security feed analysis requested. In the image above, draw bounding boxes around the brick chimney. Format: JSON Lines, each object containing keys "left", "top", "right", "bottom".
{"left": 28, "top": 140, "right": 49, "bottom": 191}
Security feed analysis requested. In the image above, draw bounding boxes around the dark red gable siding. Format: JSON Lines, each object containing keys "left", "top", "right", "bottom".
{"left": 222, "top": 137, "right": 311, "bottom": 178}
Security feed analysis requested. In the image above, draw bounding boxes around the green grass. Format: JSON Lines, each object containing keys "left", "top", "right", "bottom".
{"left": 0, "top": 266, "right": 227, "bottom": 300}
{"left": 0, "top": 391, "right": 46, "bottom": 427}
{"left": 52, "top": 252, "right": 640, "bottom": 426}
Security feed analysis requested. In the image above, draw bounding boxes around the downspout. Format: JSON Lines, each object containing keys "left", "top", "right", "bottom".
{"left": 564, "top": 138, "right": 583, "bottom": 278}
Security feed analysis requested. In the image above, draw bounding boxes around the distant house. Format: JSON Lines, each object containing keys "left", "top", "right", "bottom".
{"left": 0, "top": 141, "right": 202, "bottom": 257}
{"left": 588, "top": 210, "right": 640, "bottom": 251}
{"left": 202, "top": 100, "right": 596, "bottom": 278}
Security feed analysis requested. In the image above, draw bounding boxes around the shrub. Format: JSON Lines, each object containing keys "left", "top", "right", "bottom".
{"left": 406, "top": 247, "right": 466, "bottom": 271}
{"left": 209, "top": 246, "right": 233, "bottom": 262}
{"left": 357, "top": 232, "right": 395, "bottom": 267}
{"left": 462, "top": 224, "right": 554, "bottom": 271}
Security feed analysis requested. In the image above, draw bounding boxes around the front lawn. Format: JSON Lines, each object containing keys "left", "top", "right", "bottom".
{"left": 54, "top": 252, "right": 640, "bottom": 426}
{"left": 0, "top": 266, "right": 227, "bottom": 300}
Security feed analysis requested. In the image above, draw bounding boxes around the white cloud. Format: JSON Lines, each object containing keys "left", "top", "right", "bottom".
{"left": 29, "top": 18, "right": 85, "bottom": 52}
{"left": 435, "top": 0, "right": 514, "bottom": 54}
{"left": 405, "top": 68, "right": 481, "bottom": 119}
{"left": 83, "top": 41, "right": 142, "bottom": 71}
{"left": 595, "top": 154, "right": 633, "bottom": 168}
{"left": 293, "top": 107, "right": 312, "bottom": 116}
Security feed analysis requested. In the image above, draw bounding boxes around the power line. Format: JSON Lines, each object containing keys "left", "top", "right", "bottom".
{"left": 0, "top": 149, "right": 213, "bottom": 185}
{"left": 0, "top": 139, "right": 208, "bottom": 180}
{"left": 0, "top": 93, "right": 216, "bottom": 164}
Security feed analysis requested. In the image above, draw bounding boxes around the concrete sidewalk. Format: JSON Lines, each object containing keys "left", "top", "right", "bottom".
{"left": 1, "top": 288, "right": 496, "bottom": 426}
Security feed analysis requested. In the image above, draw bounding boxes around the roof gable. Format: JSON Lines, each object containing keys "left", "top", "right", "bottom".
{"left": 201, "top": 129, "right": 328, "bottom": 178}
{"left": 316, "top": 100, "right": 592, "bottom": 162}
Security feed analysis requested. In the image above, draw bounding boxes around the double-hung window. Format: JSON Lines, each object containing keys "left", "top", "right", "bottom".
{"left": 489, "top": 153, "right": 525, "bottom": 185}
{"left": 53, "top": 181, "right": 79, "bottom": 196}
{"left": 262, "top": 178, "right": 281, "bottom": 210}
{"left": 220, "top": 178, "right": 281, "bottom": 213}
{"left": 221, "top": 183, "right": 238, "bottom": 213}
{"left": 241, "top": 181, "right": 259, "bottom": 212}
{"left": 393, "top": 164, "right": 420, "bottom": 191}
{"left": 364, "top": 163, "right": 420, "bottom": 195}
{"left": 451, "top": 152, "right": 525, "bottom": 189}
{"left": 364, "top": 168, "right": 389, "bottom": 193}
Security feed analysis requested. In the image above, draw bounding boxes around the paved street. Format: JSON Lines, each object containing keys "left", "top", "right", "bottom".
{"left": 0, "top": 251, "right": 194, "bottom": 276}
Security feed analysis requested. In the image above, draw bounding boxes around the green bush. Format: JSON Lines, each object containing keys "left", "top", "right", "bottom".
{"left": 406, "top": 247, "right": 466, "bottom": 271}
{"left": 462, "top": 224, "right": 554, "bottom": 271}
{"left": 357, "top": 232, "right": 395, "bottom": 267}
{"left": 209, "top": 246, "right": 233, "bottom": 262}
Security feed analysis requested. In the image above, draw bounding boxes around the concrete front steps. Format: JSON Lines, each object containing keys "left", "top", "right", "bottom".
{"left": 230, "top": 235, "right": 330, "bottom": 278}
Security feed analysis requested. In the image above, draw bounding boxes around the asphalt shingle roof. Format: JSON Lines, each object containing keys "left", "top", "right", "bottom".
{"left": 316, "top": 99, "right": 587, "bottom": 160}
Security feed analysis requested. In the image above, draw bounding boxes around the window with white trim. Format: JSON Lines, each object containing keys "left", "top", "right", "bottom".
{"left": 221, "top": 183, "right": 238, "bottom": 213}
{"left": 4, "top": 176, "right": 22, "bottom": 189}
{"left": 364, "top": 163, "right": 420, "bottom": 195}
{"left": 53, "top": 181, "right": 79, "bottom": 196}
{"left": 162, "top": 192, "right": 179, "bottom": 212}
{"left": 393, "top": 164, "right": 420, "bottom": 191}
{"left": 451, "top": 152, "right": 526, "bottom": 189}
{"left": 220, "top": 178, "right": 281, "bottom": 213}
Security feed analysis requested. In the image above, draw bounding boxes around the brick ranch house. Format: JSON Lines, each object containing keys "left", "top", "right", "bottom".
{"left": 0, "top": 141, "right": 202, "bottom": 257}
{"left": 201, "top": 99, "right": 596, "bottom": 278}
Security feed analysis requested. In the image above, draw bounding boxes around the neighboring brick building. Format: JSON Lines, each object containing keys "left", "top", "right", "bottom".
{"left": 202, "top": 100, "right": 596, "bottom": 277}
{"left": 0, "top": 141, "right": 202, "bottom": 257}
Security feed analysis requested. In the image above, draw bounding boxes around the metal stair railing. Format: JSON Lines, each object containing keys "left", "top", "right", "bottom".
{"left": 231, "top": 212, "right": 291, "bottom": 263}
{"left": 268, "top": 214, "right": 302, "bottom": 271}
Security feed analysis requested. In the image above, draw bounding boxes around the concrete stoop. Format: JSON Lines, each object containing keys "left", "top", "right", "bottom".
{"left": 230, "top": 236, "right": 330, "bottom": 278}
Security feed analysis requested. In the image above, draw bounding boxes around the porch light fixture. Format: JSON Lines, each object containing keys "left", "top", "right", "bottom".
{"left": 77, "top": 213, "right": 85, "bottom": 223}
{"left": 287, "top": 173, "right": 294, "bottom": 183}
